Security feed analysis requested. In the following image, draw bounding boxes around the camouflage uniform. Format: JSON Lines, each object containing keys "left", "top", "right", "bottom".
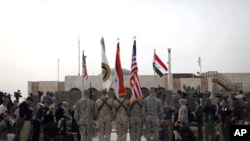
{"left": 74, "top": 93, "right": 95, "bottom": 141}
{"left": 128, "top": 99, "right": 143, "bottom": 141}
{"left": 113, "top": 97, "right": 129, "bottom": 141}
{"left": 95, "top": 95, "right": 113, "bottom": 141}
{"left": 142, "top": 92, "right": 164, "bottom": 141}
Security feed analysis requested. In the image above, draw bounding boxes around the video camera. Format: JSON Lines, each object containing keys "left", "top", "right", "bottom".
{"left": 14, "top": 90, "right": 22, "bottom": 102}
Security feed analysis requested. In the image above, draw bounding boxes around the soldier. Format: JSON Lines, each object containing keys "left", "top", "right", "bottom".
{"left": 95, "top": 89, "right": 113, "bottom": 141}
{"left": 113, "top": 95, "right": 129, "bottom": 141}
{"left": 128, "top": 99, "right": 143, "bottom": 141}
{"left": 74, "top": 89, "right": 95, "bottom": 141}
{"left": 142, "top": 87, "right": 164, "bottom": 141}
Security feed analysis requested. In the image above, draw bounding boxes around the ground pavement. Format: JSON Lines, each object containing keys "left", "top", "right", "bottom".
{"left": 92, "top": 130, "right": 147, "bottom": 141}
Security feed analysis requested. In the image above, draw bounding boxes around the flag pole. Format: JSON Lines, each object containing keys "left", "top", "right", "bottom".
{"left": 167, "top": 48, "right": 173, "bottom": 91}
{"left": 198, "top": 57, "right": 201, "bottom": 76}
{"left": 78, "top": 36, "right": 80, "bottom": 76}
{"left": 82, "top": 50, "right": 84, "bottom": 92}
{"left": 154, "top": 49, "right": 156, "bottom": 88}
{"left": 57, "top": 58, "right": 60, "bottom": 91}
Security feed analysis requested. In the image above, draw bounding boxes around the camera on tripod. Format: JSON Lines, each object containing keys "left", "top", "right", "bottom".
{"left": 14, "top": 90, "right": 22, "bottom": 102}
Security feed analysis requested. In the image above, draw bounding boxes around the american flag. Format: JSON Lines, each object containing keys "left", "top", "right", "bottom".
{"left": 82, "top": 50, "right": 88, "bottom": 80}
{"left": 130, "top": 39, "right": 143, "bottom": 103}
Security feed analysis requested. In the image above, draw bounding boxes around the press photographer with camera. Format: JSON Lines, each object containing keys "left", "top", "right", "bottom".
{"left": 14, "top": 90, "right": 22, "bottom": 102}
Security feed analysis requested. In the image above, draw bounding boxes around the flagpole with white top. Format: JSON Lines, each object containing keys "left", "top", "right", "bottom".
{"left": 167, "top": 48, "right": 173, "bottom": 91}
{"left": 198, "top": 57, "right": 201, "bottom": 76}
{"left": 78, "top": 35, "right": 80, "bottom": 76}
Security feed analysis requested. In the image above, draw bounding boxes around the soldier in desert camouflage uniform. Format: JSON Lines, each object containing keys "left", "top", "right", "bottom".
{"left": 128, "top": 99, "right": 143, "bottom": 141}
{"left": 113, "top": 95, "right": 129, "bottom": 141}
{"left": 74, "top": 89, "right": 96, "bottom": 141}
{"left": 95, "top": 89, "right": 113, "bottom": 141}
{"left": 142, "top": 87, "right": 164, "bottom": 141}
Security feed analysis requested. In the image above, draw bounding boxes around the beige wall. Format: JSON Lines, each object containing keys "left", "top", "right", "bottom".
{"left": 28, "top": 73, "right": 250, "bottom": 96}
{"left": 222, "top": 73, "right": 250, "bottom": 91}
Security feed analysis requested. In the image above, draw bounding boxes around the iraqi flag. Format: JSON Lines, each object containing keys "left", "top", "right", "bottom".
{"left": 153, "top": 52, "right": 168, "bottom": 77}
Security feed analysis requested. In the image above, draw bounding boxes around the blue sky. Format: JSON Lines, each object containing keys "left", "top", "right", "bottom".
{"left": 0, "top": 0, "right": 250, "bottom": 97}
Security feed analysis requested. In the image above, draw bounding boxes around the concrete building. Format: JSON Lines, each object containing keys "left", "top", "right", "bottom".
{"left": 28, "top": 70, "right": 250, "bottom": 100}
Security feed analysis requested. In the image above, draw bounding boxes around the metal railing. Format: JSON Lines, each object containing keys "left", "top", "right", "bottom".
{"left": 203, "top": 71, "right": 242, "bottom": 92}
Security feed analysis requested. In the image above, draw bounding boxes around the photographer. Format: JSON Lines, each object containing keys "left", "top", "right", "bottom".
{"left": 14, "top": 90, "right": 22, "bottom": 102}
{"left": 28, "top": 95, "right": 53, "bottom": 141}
{"left": 15, "top": 97, "right": 33, "bottom": 141}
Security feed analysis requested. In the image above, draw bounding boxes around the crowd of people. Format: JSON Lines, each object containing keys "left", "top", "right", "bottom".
{"left": 167, "top": 90, "right": 250, "bottom": 141}
{"left": 0, "top": 93, "right": 75, "bottom": 141}
{"left": 0, "top": 88, "right": 250, "bottom": 141}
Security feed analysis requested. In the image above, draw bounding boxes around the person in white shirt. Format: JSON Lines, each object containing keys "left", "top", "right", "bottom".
{"left": 0, "top": 98, "right": 10, "bottom": 121}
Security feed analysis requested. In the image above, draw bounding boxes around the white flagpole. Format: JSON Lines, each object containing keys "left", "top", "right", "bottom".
{"left": 167, "top": 48, "right": 173, "bottom": 91}
{"left": 198, "top": 57, "right": 201, "bottom": 75}
{"left": 78, "top": 36, "right": 80, "bottom": 76}
{"left": 57, "top": 59, "right": 60, "bottom": 91}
